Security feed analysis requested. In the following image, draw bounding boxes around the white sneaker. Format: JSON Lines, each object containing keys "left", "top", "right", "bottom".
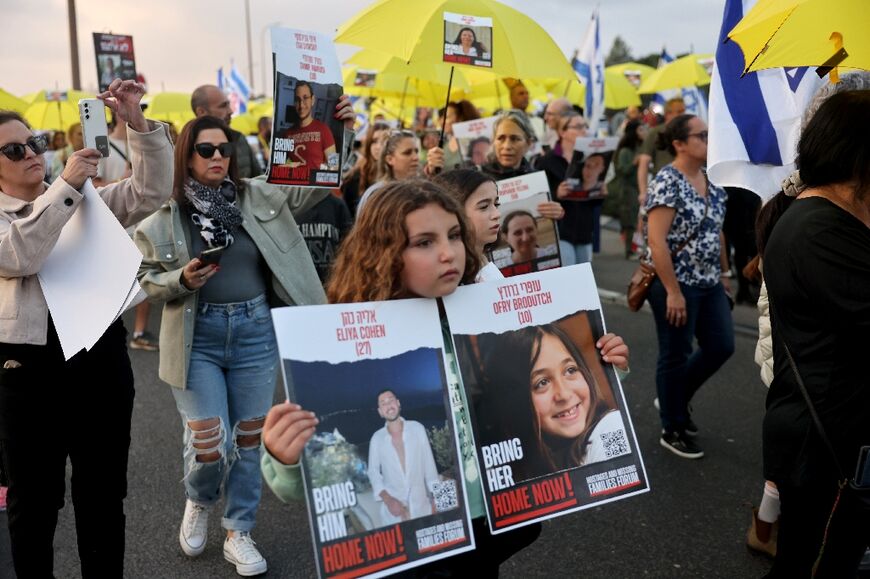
{"left": 179, "top": 500, "right": 209, "bottom": 557}
{"left": 224, "top": 532, "right": 268, "bottom": 576}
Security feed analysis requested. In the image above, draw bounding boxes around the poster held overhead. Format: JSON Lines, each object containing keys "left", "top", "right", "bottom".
{"left": 269, "top": 28, "right": 345, "bottom": 188}
{"left": 92, "top": 33, "right": 137, "bottom": 93}
{"left": 490, "top": 171, "right": 562, "bottom": 277}
{"left": 442, "top": 264, "right": 649, "bottom": 534}
{"left": 442, "top": 12, "right": 493, "bottom": 68}
{"left": 272, "top": 299, "right": 474, "bottom": 578}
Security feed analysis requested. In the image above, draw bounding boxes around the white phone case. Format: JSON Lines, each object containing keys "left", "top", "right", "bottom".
{"left": 78, "top": 99, "right": 110, "bottom": 157}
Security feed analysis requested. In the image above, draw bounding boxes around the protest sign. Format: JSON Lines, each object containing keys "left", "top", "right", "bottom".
{"left": 272, "top": 299, "right": 474, "bottom": 578}
{"left": 490, "top": 171, "right": 562, "bottom": 277}
{"left": 442, "top": 12, "right": 493, "bottom": 68}
{"left": 442, "top": 264, "right": 649, "bottom": 533}
{"left": 269, "top": 28, "right": 345, "bottom": 188}
{"left": 564, "top": 137, "right": 618, "bottom": 199}
{"left": 92, "top": 33, "right": 137, "bottom": 93}
{"left": 451, "top": 115, "right": 495, "bottom": 165}
{"left": 353, "top": 70, "right": 378, "bottom": 88}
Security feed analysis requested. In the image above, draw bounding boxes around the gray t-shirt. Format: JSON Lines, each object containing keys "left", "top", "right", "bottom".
{"left": 187, "top": 215, "right": 269, "bottom": 304}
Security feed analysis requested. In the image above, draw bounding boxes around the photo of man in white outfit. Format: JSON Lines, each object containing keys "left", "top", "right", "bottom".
{"left": 367, "top": 389, "right": 440, "bottom": 526}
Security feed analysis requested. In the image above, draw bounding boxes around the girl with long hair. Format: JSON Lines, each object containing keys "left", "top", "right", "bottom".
{"left": 260, "top": 178, "right": 629, "bottom": 573}
{"left": 356, "top": 130, "right": 445, "bottom": 213}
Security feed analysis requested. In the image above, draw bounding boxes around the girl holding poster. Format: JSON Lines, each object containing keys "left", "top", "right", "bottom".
{"left": 433, "top": 169, "right": 504, "bottom": 282}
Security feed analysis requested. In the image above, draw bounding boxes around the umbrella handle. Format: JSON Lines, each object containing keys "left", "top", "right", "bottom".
{"left": 437, "top": 66, "right": 455, "bottom": 149}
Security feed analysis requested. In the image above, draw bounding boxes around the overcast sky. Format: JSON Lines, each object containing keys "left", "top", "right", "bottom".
{"left": 1, "top": 0, "right": 726, "bottom": 97}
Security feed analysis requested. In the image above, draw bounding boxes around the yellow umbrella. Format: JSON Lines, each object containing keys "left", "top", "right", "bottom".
{"left": 637, "top": 54, "right": 713, "bottom": 94}
{"left": 24, "top": 90, "right": 95, "bottom": 131}
{"left": 0, "top": 89, "right": 29, "bottom": 113}
{"left": 336, "top": 0, "right": 575, "bottom": 81}
{"left": 727, "top": 0, "right": 868, "bottom": 76}
{"left": 343, "top": 65, "right": 425, "bottom": 102}
{"left": 143, "top": 92, "right": 195, "bottom": 130}
{"left": 230, "top": 100, "right": 274, "bottom": 135}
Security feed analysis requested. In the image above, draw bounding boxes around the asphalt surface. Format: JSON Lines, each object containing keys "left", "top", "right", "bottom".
{"left": 2, "top": 224, "right": 780, "bottom": 578}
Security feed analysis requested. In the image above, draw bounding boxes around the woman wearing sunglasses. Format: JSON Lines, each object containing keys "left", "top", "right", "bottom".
{"left": 643, "top": 114, "right": 734, "bottom": 460}
{"left": 0, "top": 80, "right": 173, "bottom": 577}
{"left": 133, "top": 101, "right": 351, "bottom": 576}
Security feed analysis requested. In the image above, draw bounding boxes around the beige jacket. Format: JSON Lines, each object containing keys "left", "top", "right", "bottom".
{"left": 0, "top": 121, "right": 173, "bottom": 345}
{"left": 134, "top": 177, "right": 327, "bottom": 389}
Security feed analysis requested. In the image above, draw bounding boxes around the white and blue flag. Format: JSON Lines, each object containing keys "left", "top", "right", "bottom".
{"left": 572, "top": 10, "right": 604, "bottom": 135}
{"left": 227, "top": 64, "right": 251, "bottom": 114}
{"left": 707, "top": 0, "right": 825, "bottom": 200}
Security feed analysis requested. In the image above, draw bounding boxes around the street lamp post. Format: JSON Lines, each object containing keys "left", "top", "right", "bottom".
{"left": 244, "top": 0, "right": 255, "bottom": 93}
{"left": 68, "top": 0, "right": 81, "bottom": 90}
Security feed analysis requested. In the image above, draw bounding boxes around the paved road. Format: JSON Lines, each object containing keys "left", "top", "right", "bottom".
{"left": 2, "top": 225, "right": 779, "bottom": 578}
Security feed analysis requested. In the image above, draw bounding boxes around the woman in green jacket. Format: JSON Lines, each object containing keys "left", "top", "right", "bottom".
{"left": 135, "top": 100, "right": 352, "bottom": 576}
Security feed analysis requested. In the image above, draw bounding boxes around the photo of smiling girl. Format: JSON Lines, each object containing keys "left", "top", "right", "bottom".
{"left": 470, "top": 313, "right": 630, "bottom": 482}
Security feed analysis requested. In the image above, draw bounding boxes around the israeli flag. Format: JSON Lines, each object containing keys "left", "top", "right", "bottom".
{"left": 707, "top": 0, "right": 825, "bottom": 200}
{"left": 227, "top": 64, "right": 251, "bottom": 114}
{"left": 217, "top": 67, "right": 226, "bottom": 91}
{"left": 654, "top": 49, "right": 708, "bottom": 122}
{"left": 572, "top": 10, "right": 604, "bottom": 135}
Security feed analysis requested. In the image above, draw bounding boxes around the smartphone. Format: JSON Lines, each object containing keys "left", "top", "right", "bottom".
{"left": 199, "top": 246, "right": 225, "bottom": 267}
{"left": 855, "top": 446, "right": 870, "bottom": 488}
{"left": 78, "top": 98, "right": 109, "bottom": 157}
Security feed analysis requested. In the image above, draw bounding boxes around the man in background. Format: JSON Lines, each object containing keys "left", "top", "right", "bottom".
{"left": 191, "top": 85, "right": 262, "bottom": 178}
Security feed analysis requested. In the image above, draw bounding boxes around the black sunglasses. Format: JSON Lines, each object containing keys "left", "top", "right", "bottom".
{"left": 194, "top": 142, "right": 234, "bottom": 159}
{"left": 0, "top": 135, "right": 48, "bottom": 161}
{"left": 687, "top": 130, "right": 709, "bottom": 143}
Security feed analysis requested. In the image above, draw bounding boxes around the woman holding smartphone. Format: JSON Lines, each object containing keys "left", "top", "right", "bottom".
{"left": 134, "top": 99, "right": 353, "bottom": 576}
{"left": 0, "top": 80, "right": 172, "bottom": 577}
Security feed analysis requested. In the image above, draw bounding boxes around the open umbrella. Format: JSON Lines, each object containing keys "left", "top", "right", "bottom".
{"left": 0, "top": 89, "right": 29, "bottom": 114}
{"left": 336, "top": 0, "right": 575, "bottom": 80}
{"left": 143, "top": 92, "right": 195, "bottom": 130}
{"left": 727, "top": 0, "right": 868, "bottom": 77}
{"left": 24, "top": 90, "right": 95, "bottom": 131}
{"left": 637, "top": 54, "right": 713, "bottom": 94}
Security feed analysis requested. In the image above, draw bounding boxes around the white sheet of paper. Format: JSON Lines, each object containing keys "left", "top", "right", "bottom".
{"left": 37, "top": 179, "right": 143, "bottom": 359}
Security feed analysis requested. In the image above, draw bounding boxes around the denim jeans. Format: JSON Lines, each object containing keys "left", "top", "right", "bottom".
{"left": 172, "top": 293, "right": 278, "bottom": 532}
{"left": 558, "top": 240, "right": 593, "bottom": 265}
{"left": 647, "top": 279, "right": 734, "bottom": 432}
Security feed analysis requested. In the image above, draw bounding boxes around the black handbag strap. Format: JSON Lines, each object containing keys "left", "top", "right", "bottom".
{"left": 780, "top": 335, "right": 848, "bottom": 482}
{"left": 667, "top": 195, "right": 708, "bottom": 260}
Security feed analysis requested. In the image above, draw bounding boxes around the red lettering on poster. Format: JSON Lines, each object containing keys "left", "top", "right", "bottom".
{"left": 321, "top": 538, "right": 364, "bottom": 574}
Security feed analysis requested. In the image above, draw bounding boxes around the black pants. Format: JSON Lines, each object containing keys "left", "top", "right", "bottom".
{"left": 766, "top": 479, "right": 870, "bottom": 578}
{"left": 0, "top": 319, "right": 135, "bottom": 578}
{"left": 722, "top": 187, "right": 761, "bottom": 302}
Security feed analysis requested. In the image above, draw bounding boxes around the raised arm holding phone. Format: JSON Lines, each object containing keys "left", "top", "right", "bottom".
{"left": 0, "top": 78, "right": 173, "bottom": 578}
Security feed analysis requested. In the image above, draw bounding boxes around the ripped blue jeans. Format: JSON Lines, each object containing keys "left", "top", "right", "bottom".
{"left": 171, "top": 294, "right": 278, "bottom": 532}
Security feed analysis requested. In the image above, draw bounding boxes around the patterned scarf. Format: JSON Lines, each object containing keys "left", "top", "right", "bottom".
{"left": 183, "top": 177, "right": 244, "bottom": 249}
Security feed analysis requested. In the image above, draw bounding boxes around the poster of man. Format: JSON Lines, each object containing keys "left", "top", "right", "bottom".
{"left": 442, "top": 12, "right": 493, "bottom": 68}
{"left": 271, "top": 299, "right": 474, "bottom": 578}
{"left": 451, "top": 116, "right": 496, "bottom": 164}
{"left": 269, "top": 28, "right": 346, "bottom": 188}
{"left": 92, "top": 33, "right": 137, "bottom": 93}
{"left": 489, "top": 171, "right": 562, "bottom": 277}
{"left": 442, "top": 265, "right": 649, "bottom": 534}
{"left": 564, "top": 137, "right": 618, "bottom": 200}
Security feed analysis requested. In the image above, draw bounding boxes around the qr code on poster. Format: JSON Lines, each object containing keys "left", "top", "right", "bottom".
{"left": 432, "top": 480, "right": 458, "bottom": 512}
{"left": 601, "top": 428, "right": 629, "bottom": 458}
